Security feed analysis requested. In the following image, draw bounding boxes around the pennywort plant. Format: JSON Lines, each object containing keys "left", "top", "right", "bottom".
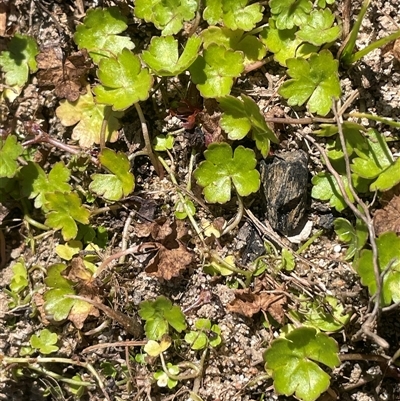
{"left": 1, "top": 1, "right": 400, "bottom": 400}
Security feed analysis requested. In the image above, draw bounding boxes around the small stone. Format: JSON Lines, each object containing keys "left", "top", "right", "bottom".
{"left": 333, "top": 244, "right": 342, "bottom": 253}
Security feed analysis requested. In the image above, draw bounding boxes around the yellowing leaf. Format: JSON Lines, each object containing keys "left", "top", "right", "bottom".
{"left": 56, "top": 87, "right": 122, "bottom": 147}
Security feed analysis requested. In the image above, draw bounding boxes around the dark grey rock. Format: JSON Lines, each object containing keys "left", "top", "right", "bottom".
{"left": 260, "top": 150, "right": 308, "bottom": 235}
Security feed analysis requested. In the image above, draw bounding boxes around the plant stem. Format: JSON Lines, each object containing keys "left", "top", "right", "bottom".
{"left": 209, "top": 250, "right": 252, "bottom": 286}
{"left": 348, "top": 29, "right": 400, "bottom": 64}
{"left": 134, "top": 102, "right": 163, "bottom": 176}
{"left": 158, "top": 155, "right": 205, "bottom": 243}
{"left": 340, "top": 0, "right": 371, "bottom": 63}
{"left": 349, "top": 112, "right": 400, "bottom": 128}
{"left": 221, "top": 194, "right": 244, "bottom": 236}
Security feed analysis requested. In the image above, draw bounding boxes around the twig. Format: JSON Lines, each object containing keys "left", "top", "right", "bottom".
{"left": 134, "top": 103, "right": 163, "bottom": 176}
{"left": 22, "top": 121, "right": 99, "bottom": 165}
{"left": 119, "top": 211, "right": 136, "bottom": 264}
{"left": 82, "top": 340, "right": 147, "bottom": 354}
{"left": 93, "top": 243, "right": 159, "bottom": 278}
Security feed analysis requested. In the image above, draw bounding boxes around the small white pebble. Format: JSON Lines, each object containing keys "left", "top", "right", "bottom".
{"left": 333, "top": 244, "right": 342, "bottom": 253}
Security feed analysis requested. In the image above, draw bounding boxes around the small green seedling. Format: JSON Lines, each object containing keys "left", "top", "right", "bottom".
{"left": 93, "top": 48, "right": 153, "bottom": 111}
{"left": 193, "top": 142, "right": 260, "bottom": 204}
{"left": 154, "top": 364, "right": 179, "bottom": 389}
{"left": 218, "top": 95, "right": 279, "bottom": 157}
{"left": 139, "top": 296, "right": 187, "bottom": 340}
{"left": 264, "top": 327, "right": 340, "bottom": 401}
{"left": 334, "top": 217, "right": 368, "bottom": 261}
{"left": 89, "top": 148, "right": 135, "bottom": 201}
{"left": 356, "top": 231, "right": 400, "bottom": 307}
{"left": 203, "top": 255, "right": 235, "bottom": 276}
{"left": 5, "top": 259, "right": 30, "bottom": 308}
{"left": 289, "top": 295, "right": 350, "bottom": 332}
{"left": 184, "top": 318, "right": 222, "bottom": 350}
{"left": 30, "top": 328, "right": 59, "bottom": 355}
{"left": 152, "top": 134, "right": 174, "bottom": 151}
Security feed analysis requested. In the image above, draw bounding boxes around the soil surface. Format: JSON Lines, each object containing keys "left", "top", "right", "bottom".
{"left": 1, "top": 1, "right": 400, "bottom": 401}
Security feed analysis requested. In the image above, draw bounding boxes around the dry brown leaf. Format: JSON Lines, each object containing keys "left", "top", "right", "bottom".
{"left": 145, "top": 242, "right": 193, "bottom": 280}
{"left": 36, "top": 47, "right": 91, "bottom": 101}
{"left": 373, "top": 195, "right": 400, "bottom": 236}
{"left": 227, "top": 289, "right": 286, "bottom": 323}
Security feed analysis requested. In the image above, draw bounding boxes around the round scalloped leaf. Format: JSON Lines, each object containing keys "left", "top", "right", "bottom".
{"left": 193, "top": 143, "right": 260, "bottom": 203}
{"left": 278, "top": 50, "right": 341, "bottom": 116}
{"left": 189, "top": 44, "right": 244, "bottom": 98}
{"left": 134, "top": 0, "right": 198, "bottom": 35}
{"left": 94, "top": 49, "right": 153, "bottom": 110}
{"left": 74, "top": 7, "right": 134, "bottom": 64}
{"left": 142, "top": 35, "right": 202, "bottom": 76}
{"left": 264, "top": 327, "right": 339, "bottom": 401}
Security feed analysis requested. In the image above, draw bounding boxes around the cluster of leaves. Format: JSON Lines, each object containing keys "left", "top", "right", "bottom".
{"left": 1, "top": 1, "right": 400, "bottom": 401}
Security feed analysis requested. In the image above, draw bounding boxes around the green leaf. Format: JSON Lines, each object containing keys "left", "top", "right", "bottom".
{"left": 174, "top": 196, "right": 196, "bottom": 220}
{"left": 260, "top": 21, "right": 318, "bottom": 67}
{"left": 56, "top": 87, "right": 122, "bottom": 147}
{"left": 134, "top": 0, "right": 198, "bottom": 35}
{"left": 30, "top": 329, "right": 59, "bottom": 355}
{"left": 334, "top": 217, "right": 368, "bottom": 261}
{"left": 296, "top": 9, "right": 341, "bottom": 46}
{"left": 9, "top": 259, "right": 28, "bottom": 293}
{"left": 0, "top": 33, "right": 38, "bottom": 87}
{"left": 0, "top": 135, "right": 23, "bottom": 178}
{"left": 93, "top": 49, "right": 153, "bottom": 110}
{"left": 264, "top": 327, "right": 339, "bottom": 401}
{"left": 185, "top": 331, "right": 208, "bottom": 350}
{"left": 279, "top": 50, "right": 341, "bottom": 116}
{"left": 43, "top": 264, "right": 75, "bottom": 321}
{"left": 350, "top": 129, "right": 393, "bottom": 179}
{"left": 74, "top": 7, "right": 134, "bottom": 64}
{"left": 154, "top": 365, "right": 179, "bottom": 388}
{"left": 193, "top": 143, "right": 260, "bottom": 203}
{"left": 218, "top": 95, "right": 278, "bottom": 157}
{"left": 290, "top": 296, "right": 350, "bottom": 332}
{"left": 311, "top": 172, "right": 354, "bottom": 212}
{"left": 201, "top": 27, "right": 267, "bottom": 65}
{"left": 142, "top": 35, "right": 202, "bottom": 76}
{"left": 189, "top": 44, "right": 244, "bottom": 98}
{"left": 370, "top": 158, "right": 400, "bottom": 192}
{"left": 20, "top": 161, "right": 71, "bottom": 209}
{"left": 270, "top": 0, "right": 313, "bottom": 30}
{"left": 89, "top": 148, "right": 134, "bottom": 201}
{"left": 203, "top": 0, "right": 263, "bottom": 31}
{"left": 139, "top": 296, "right": 187, "bottom": 340}
{"left": 55, "top": 240, "right": 83, "bottom": 261}
{"left": 44, "top": 192, "right": 91, "bottom": 241}
{"left": 153, "top": 134, "right": 175, "bottom": 151}
{"left": 356, "top": 232, "right": 400, "bottom": 307}
{"left": 144, "top": 337, "right": 171, "bottom": 356}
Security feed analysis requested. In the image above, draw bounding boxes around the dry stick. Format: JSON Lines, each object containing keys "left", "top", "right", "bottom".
{"left": 304, "top": 123, "right": 387, "bottom": 349}
{"left": 82, "top": 340, "right": 147, "bottom": 354}
{"left": 134, "top": 103, "right": 163, "bottom": 176}
{"left": 333, "top": 102, "right": 385, "bottom": 348}
{"left": 93, "top": 243, "right": 159, "bottom": 279}
{"left": 119, "top": 210, "right": 136, "bottom": 264}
